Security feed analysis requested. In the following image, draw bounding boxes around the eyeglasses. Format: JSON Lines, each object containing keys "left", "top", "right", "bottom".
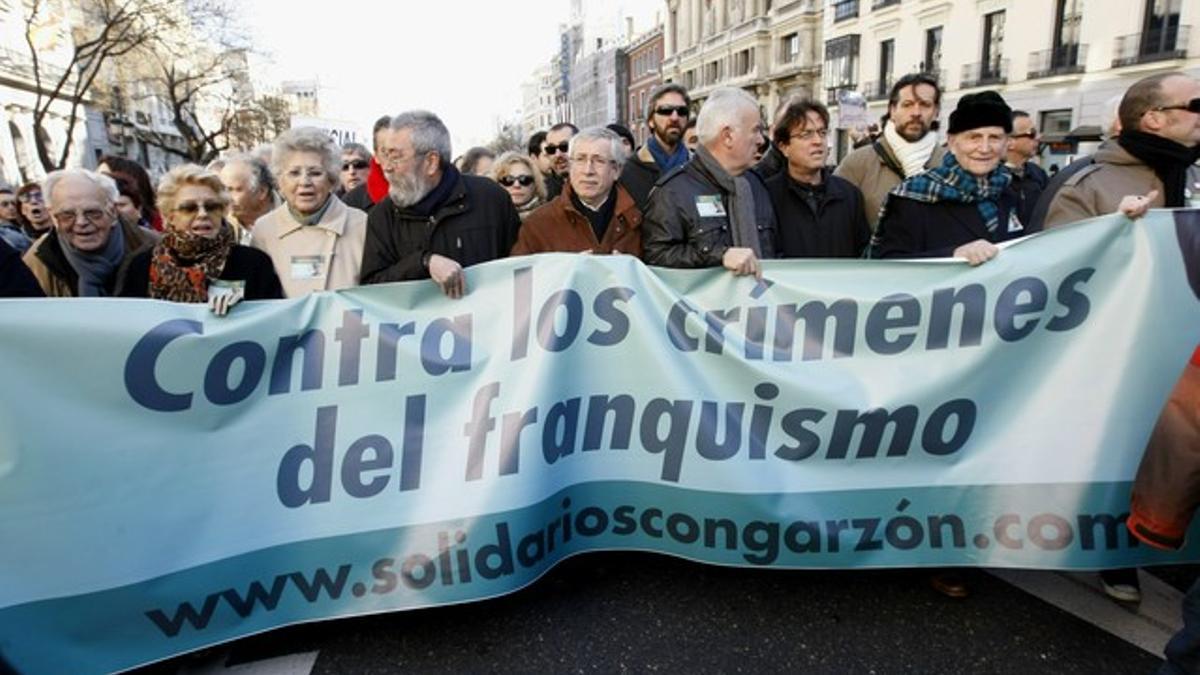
{"left": 499, "top": 175, "right": 535, "bottom": 187}
{"left": 52, "top": 208, "right": 107, "bottom": 227}
{"left": 654, "top": 105, "right": 690, "bottom": 118}
{"left": 342, "top": 160, "right": 369, "bottom": 171}
{"left": 1153, "top": 98, "right": 1200, "bottom": 114}
{"left": 18, "top": 192, "right": 43, "bottom": 203}
{"left": 175, "top": 200, "right": 226, "bottom": 215}
{"left": 790, "top": 128, "right": 830, "bottom": 141}
{"left": 543, "top": 142, "right": 570, "bottom": 155}
{"left": 0, "top": 199, "right": 15, "bottom": 208}
{"left": 1010, "top": 131, "right": 1039, "bottom": 140}
{"left": 570, "top": 155, "right": 615, "bottom": 170}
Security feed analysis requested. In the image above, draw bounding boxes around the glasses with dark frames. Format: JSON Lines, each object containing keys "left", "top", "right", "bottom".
{"left": 498, "top": 175, "right": 535, "bottom": 187}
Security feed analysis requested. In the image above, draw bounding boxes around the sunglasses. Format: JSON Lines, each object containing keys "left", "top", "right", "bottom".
{"left": 655, "top": 105, "right": 690, "bottom": 118}
{"left": 175, "top": 200, "right": 226, "bottom": 214}
{"left": 499, "top": 175, "right": 535, "bottom": 187}
{"left": 342, "top": 160, "right": 369, "bottom": 171}
{"left": 18, "top": 192, "right": 43, "bottom": 203}
{"left": 543, "top": 142, "right": 570, "bottom": 155}
{"left": 1153, "top": 98, "right": 1200, "bottom": 114}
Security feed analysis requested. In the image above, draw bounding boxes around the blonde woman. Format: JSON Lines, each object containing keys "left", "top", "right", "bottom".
{"left": 119, "top": 164, "right": 282, "bottom": 314}
{"left": 490, "top": 152, "right": 546, "bottom": 221}
{"left": 251, "top": 127, "right": 368, "bottom": 297}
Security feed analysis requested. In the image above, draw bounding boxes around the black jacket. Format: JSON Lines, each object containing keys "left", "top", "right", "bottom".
{"left": 1009, "top": 161, "right": 1049, "bottom": 228}
{"left": 360, "top": 172, "right": 521, "bottom": 284}
{"left": 619, "top": 152, "right": 662, "bottom": 212}
{"left": 119, "top": 244, "right": 285, "bottom": 301}
{"left": 0, "top": 237, "right": 43, "bottom": 298}
{"left": 544, "top": 172, "right": 565, "bottom": 200}
{"left": 753, "top": 145, "right": 787, "bottom": 181}
{"left": 873, "top": 187, "right": 1036, "bottom": 259}
{"left": 642, "top": 157, "right": 777, "bottom": 269}
{"left": 764, "top": 169, "right": 870, "bottom": 258}
{"left": 342, "top": 183, "right": 376, "bottom": 213}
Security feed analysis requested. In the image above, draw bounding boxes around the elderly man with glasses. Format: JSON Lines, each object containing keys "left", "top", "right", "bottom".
{"left": 22, "top": 169, "right": 157, "bottom": 297}
{"left": 620, "top": 83, "right": 693, "bottom": 210}
{"left": 1004, "top": 111, "right": 1048, "bottom": 226}
{"left": 512, "top": 127, "right": 642, "bottom": 256}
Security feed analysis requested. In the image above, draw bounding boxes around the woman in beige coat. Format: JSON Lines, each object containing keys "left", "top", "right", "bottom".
{"left": 251, "top": 127, "right": 368, "bottom": 297}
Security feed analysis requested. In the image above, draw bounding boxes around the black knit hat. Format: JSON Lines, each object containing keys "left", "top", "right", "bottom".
{"left": 947, "top": 91, "right": 1013, "bottom": 134}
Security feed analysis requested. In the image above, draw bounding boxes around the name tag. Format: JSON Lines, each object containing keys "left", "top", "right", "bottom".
{"left": 1007, "top": 212, "right": 1024, "bottom": 233}
{"left": 207, "top": 279, "right": 245, "bottom": 302}
{"left": 290, "top": 255, "right": 326, "bottom": 280}
{"left": 695, "top": 195, "right": 727, "bottom": 218}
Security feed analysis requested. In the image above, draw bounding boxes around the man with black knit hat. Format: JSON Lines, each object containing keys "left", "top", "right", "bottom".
{"left": 1045, "top": 72, "right": 1200, "bottom": 228}
{"left": 873, "top": 90, "right": 1036, "bottom": 265}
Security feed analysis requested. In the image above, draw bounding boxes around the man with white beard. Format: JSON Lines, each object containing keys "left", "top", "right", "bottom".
{"left": 360, "top": 110, "right": 521, "bottom": 298}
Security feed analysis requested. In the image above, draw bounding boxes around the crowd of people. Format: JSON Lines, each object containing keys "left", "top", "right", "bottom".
{"left": 0, "top": 67, "right": 1198, "bottom": 670}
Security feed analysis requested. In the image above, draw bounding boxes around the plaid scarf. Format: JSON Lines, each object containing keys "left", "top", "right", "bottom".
{"left": 149, "top": 222, "right": 234, "bottom": 303}
{"left": 888, "top": 153, "right": 1012, "bottom": 232}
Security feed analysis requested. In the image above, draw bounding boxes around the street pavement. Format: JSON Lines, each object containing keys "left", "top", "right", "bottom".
{"left": 119, "top": 553, "right": 1194, "bottom": 675}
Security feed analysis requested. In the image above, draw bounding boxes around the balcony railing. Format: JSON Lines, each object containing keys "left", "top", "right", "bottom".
{"left": 862, "top": 76, "right": 893, "bottom": 102}
{"left": 871, "top": 0, "right": 901, "bottom": 9}
{"left": 833, "top": 0, "right": 859, "bottom": 23}
{"left": 825, "top": 84, "right": 859, "bottom": 106}
{"left": 1027, "top": 44, "right": 1088, "bottom": 79}
{"left": 1112, "top": 25, "right": 1190, "bottom": 67}
{"left": 960, "top": 59, "right": 1008, "bottom": 88}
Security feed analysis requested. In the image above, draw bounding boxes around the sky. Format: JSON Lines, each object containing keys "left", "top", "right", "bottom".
{"left": 239, "top": 0, "right": 662, "bottom": 153}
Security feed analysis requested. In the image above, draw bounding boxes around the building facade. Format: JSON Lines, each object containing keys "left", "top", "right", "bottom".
{"left": 822, "top": 0, "right": 1200, "bottom": 164}
{"left": 626, "top": 28, "right": 665, "bottom": 145}
{"left": 570, "top": 47, "right": 630, "bottom": 129}
{"left": 661, "top": 0, "right": 823, "bottom": 120}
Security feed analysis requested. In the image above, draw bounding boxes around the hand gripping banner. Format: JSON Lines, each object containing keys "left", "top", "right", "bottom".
{"left": 2, "top": 212, "right": 1199, "bottom": 673}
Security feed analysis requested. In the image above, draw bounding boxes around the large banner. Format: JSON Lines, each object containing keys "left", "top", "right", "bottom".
{"left": 2, "top": 212, "right": 1200, "bottom": 674}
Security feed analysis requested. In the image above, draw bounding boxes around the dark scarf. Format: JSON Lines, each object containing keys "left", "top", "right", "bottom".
{"left": 647, "top": 135, "right": 690, "bottom": 172}
{"left": 890, "top": 153, "right": 1012, "bottom": 233}
{"left": 570, "top": 189, "right": 616, "bottom": 242}
{"left": 789, "top": 171, "right": 828, "bottom": 215}
{"left": 1118, "top": 130, "right": 1200, "bottom": 208}
{"left": 694, "top": 144, "right": 762, "bottom": 256}
{"left": 149, "top": 223, "right": 234, "bottom": 303}
{"left": 58, "top": 223, "right": 125, "bottom": 297}
{"left": 407, "top": 165, "right": 460, "bottom": 217}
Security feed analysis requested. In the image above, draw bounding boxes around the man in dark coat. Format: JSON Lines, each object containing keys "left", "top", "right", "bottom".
{"left": 0, "top": 237, "right": 43, "bottom": 297}
{"left": 873, "top": 91, "right": 1036, "bottom": 263}
{"left": 620, "top": 83, "right": 693, "bottom": 210}
{"left": 360, "top": 110, "right": 521, "bottom": 298}
{"left": 764, "top": 99, "right": 869, "bottom": 258}
{"left": 1004, "top": 110, "right": 1049, "bottom": 226}
{"left": 643, "top": 87, "right": 776, "bottom": 277}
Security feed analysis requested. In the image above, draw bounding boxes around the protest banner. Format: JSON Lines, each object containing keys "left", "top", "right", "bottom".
{"left": 1, "top": 212, "right": 1199, "bottom": 674}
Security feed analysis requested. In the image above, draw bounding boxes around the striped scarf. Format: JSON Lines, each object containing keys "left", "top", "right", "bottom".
{"left": 888, "top": 153, "right": 1012, "bottom": 232}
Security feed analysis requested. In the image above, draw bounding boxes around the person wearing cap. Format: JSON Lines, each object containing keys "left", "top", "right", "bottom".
{"left": 872, "top": 90, "right": 1037, "bottom": 264}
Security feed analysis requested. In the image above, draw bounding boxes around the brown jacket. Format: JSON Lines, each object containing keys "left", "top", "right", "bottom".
{"left": 834, "top": 136, "right": 946, "bottom": 230}
{"left": 511, "top": 182, "right": 642, "bottom": 256}
{"left": 1044, "top": 142, "right": 1200, "bottom": 229}
{"left": 250, "top": 196, "right": 367, "bottom": 297}
{"left": 22, "top": 217, "right": 157, "bottom": 297}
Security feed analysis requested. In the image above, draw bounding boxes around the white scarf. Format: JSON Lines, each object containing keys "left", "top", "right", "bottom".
{"left": 883, "top": 120, "right": 938, "bottom": 177}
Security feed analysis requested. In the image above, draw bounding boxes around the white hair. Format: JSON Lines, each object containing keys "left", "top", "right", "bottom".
{"left": 696, "top": 87, "right": 760, "bottom": 146}
{"left": 1100, "top": 93, "right": 1123, "bottom": 139}
{"left": 568, "top": 127, "right": 629, "bottom": 171}
{"left": 271, "top": 128, "right": 341, "bottom": 186}
{"left": 43, "top": 168, "right": 118, "bottom": 210}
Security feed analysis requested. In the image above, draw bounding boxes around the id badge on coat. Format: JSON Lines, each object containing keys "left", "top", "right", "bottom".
{"left": 695, "top": 195, "right": 727, "bottom": 218}
{"left": 290, "top": 255, "right": 326, "bottom": 280}
{"left": 207, "top": 279, "right": 245, "bottom": 302}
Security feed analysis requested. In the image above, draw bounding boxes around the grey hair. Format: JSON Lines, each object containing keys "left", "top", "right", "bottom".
{"left": 390, "top": 110, "right": 452, "bottom": 168}
{"left": 223, "top": 153, "right": 276, "bottom": 193}
{"left": 568, "top": 127, "right": 629, "bottom": 172}
{"left": 43, "top": 168, "right": 118, "bottom": 209}
{"left": 696, "top": 87, "right": 760, "bottom": 146}
{"left": 341, "top": 142, "right": 371, "bottom": 161}
{"left": 271, "top": 127, "right": 341, "bottom": 186}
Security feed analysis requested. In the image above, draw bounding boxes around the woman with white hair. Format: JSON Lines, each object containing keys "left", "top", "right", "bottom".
{"left": 250, "top": 127, "right": 368, "bottom": 297}
{"left": 119, "top": 164, "right": 283, "bottom": 314}
{"left": 22, "top": 168, "right": 158, "bottom": 297}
